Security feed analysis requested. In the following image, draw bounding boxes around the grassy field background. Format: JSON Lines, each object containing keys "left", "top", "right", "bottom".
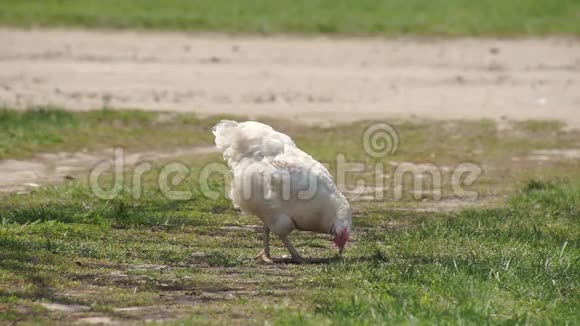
{"left": 0, "top": 0, "right": 579, "bottom": 36}
{"left": 0, "top": 109, "right": 579, "bottom": 323}
{"left": 1, "top": 1, "right": 579, "bottom": 322}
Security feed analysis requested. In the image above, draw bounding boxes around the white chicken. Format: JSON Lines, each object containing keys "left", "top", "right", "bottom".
{"left": 212, "top": 120, "right": 352, "bottom": 263}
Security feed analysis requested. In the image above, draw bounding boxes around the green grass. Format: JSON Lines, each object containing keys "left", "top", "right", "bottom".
{"left": 0, "top": 0, "right": 579, "bottom": 36}
{"left": 0, "top": 108, "right": 219, "bottom": 159}
{"left": 286, "top": 180, "right": 579, "bottom": 324}
{"left": 1, "top": 109, "right": 580, "bottom": 323}
{"left": 1, "top": 176, "right": 578, "bottom": 323}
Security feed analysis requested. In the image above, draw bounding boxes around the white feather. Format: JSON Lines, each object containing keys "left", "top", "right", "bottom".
{"left": 212, "top": 120, "right": 351, "bottom": 242}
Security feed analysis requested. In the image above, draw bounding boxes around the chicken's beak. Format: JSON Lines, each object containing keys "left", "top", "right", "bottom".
{"left": 338, "top": 247, "right": 344, "bottom": 255}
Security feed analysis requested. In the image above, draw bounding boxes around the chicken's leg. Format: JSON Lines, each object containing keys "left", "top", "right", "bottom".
{"left": 255, "top": 226, "right": 273, "bottom": 263}
{"left": 281, "top": 235, "right": 307, "bottom": 264}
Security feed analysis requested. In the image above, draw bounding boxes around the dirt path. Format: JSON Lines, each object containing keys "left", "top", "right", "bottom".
{"left": 1, "top": 28, "right": 579, "bottom": 126}
{"left": 0, "top": 146, "right": 216, "bottom": 194}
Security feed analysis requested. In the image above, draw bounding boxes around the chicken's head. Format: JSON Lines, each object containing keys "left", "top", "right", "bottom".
{"left": 332, "top": 226, "right": 349, "bottom": 254}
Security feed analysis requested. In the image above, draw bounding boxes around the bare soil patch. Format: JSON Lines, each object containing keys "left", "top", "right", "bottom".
{"left": 1, "top": 28, "right": 579, "bottom": 126}
{"left": 0, "top": 145, "right": 215, "bottom": 194}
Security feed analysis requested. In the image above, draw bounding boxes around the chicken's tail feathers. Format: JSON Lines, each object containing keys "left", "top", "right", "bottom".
{"left": 212, "top": 119, "right": 296, "bottom": 168}
{"left": 211, "top": 120, "right": 238, "bottom": 135}
{"left": 212, "top": 120, "right": 239, "bottom": 151}
{"left": 212, "top": 120, "right": 254, "bottom": 168}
